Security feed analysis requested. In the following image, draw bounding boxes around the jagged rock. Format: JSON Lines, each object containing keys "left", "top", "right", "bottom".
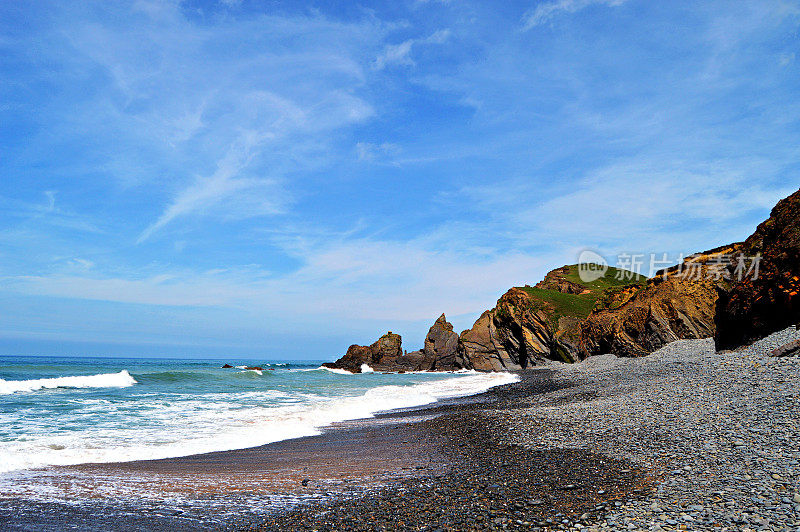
{"left": 322, "top": 332, "right": 404, "bottom": 373}
{"left": 221, "top": 364, "right": 233, "bottom": 368}
{"left": 324, "top": 316, "right": 471, "bottom": 372}
{"left": 423, "top": 314, "right": 462, "bottom": 370}
{"left": 459, "top": 309, "right": 516, "bottom": 371}
{"left": 581, "top": 187, "right": 800, "bottom": 356}
{"left": 458, "top": 265, "right": 646, "bottom": 368}
{"left": 457, "top": 288, "right": 576, "bottom": 371}
{"left": 715, "top": 188, "right": 800, "bottom": 349}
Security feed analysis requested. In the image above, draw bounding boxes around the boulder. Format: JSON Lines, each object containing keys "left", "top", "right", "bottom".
{"left": 322, "top": 332, "right": 404, "bottom": 373}
{"left": 770, "top": 339, "right": 800, "bottom": 357}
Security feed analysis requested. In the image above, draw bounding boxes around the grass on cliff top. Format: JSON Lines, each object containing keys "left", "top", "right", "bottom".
{"left": 518, "top": 265, "right": 647, "bottom": 324}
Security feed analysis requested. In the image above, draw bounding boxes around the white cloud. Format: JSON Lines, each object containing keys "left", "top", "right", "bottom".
{"left": 373, "top": 29, "right": 451, "bottom": 70}
{"left": 137, "top": 134, "right": 285, "bottom": 243}
{"left": 41, "top": 4, "right": 383, "bottom": 242}
{"left": 522, "top": 0, "right": 627, "bottom": 30}
{"left": 458, "top": 157, "right": 796, "bottom": 257}
{"left": 356, "top": 142, "right": 402, "bottom": 161}
{"left": 69, "top": 258, "right": 95, "bottom": 270}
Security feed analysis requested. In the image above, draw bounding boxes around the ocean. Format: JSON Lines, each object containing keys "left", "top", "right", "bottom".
{"left": 0, "top": 356, "right": 516, "bottom": 481}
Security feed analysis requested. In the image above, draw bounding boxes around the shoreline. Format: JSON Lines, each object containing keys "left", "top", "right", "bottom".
{"left": 2, "top": 327, "right": 799, "bottom": 531}
{"left": 0, "top": 367, "right": 653, "bottom": 531}
{"left": 0, "top": 371, "right": 530, "bottom": 530}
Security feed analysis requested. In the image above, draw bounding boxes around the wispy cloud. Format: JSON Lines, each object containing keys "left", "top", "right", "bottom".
{"left": 355, "top": 142, "right": 402, "bottom": 161}
{"left": 373, "top": 29, "right": 451, "bottom": 69}
{"left": 37, "top": 3, "right": 383, "bottom": 242}
{"left": 137, "top": 135, "right": 283, "bottom": 243}
{"left": 456, "top": 157, "right": 796, "bottom": 257}
{"left": 522, "top": 0, "right": 627, "bottom": 30}
{"left": 1, "top": 1, "right": 798, "bottom": 357}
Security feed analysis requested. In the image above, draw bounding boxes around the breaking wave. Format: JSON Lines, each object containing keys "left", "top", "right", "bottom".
{"left": 0, "top": 370, "right": 137, "bottom": 395}
{"left": 0, "top": 371, "right": 517, "bottom": 472}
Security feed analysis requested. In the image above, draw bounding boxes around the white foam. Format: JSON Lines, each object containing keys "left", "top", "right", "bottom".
{"left": 316, "top": 366, "right": 354, "bottom": 374}
{"left": 360, "top": 363, "right": 374, "bottom": 373}
{"left": 0, "top": 371, "right": 517, "bottom": 473}
{"left": 0, "top": 370, "right": 137, "bottom": 395}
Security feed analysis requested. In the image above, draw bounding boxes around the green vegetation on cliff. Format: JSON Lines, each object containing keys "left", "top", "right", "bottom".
{"left": 518, "top": 265, "right": 647, "bottom": 328}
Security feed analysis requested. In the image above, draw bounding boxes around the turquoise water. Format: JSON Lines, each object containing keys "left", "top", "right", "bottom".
{"left": 0, "top": 356, "right": 516, "bottom": 474}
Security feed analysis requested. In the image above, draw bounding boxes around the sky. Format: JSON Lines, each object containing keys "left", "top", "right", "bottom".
{"left": 0, "top": 0, "right": 798, "bottom": 360}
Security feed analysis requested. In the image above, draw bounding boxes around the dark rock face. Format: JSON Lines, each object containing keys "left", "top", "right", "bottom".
{"left": 715, "top": 188, "right": 800, "bottom": 350}
{"left": 324, "top": 316, "right": 471, "bottom": 373}
{"left": 457, "top": 288, "right": 578, "bottom": 371}
{"left": 581, "top": 188, "right": 800, "bottom": 356}
{"left": 458, "top": 310, "right": 517, "bottom": 372}
{"left": 457, "top": 265, "right": 650, "bottom": 367}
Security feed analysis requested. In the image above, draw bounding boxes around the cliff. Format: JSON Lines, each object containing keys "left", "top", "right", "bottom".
{"left": 579, "top": 244, "right": 739, "bottom": 357}
{"left": 325, "top": 188, "right": 800, "bottom": 372}
{"left": 579, "top": 188, "right": 800, "bottom": 356}
{"left": 715, "top": 188, "right": 800, "bottom": 349}
{"left": 325, "top": 266, "right": 648, "bottom": 372}
{"left": 457, "top": 265, "right": 647, "bottom": 369}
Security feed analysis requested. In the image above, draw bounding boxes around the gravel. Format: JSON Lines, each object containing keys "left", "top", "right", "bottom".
{"left": 245, "top": 326, "right": 800, "bottom": 531}
{"left": 493, "top": 326, "right": 800, "bottom": 531}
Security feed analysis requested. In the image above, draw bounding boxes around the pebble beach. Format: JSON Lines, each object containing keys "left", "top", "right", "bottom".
{"left": 249, "top": 327, "right": 800, "bottom": 531}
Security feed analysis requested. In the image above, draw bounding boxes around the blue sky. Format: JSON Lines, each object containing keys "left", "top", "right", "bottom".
{"left": 0, "top": 0, "right": 798, "bottom": 359}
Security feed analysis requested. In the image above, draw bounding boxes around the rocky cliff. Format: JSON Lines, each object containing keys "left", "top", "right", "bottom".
{"left": 579, "top": 245, "right": 738, "bottom": 357}
{"left": 325, "top": 188, "right": 800, "bottom": 372}
{"left": 715, "top": 188, "right": 800, "bottom": 349}
{"left": 325, "top": 266, "right": 648, "bottom": 372}
{"left": 581, "top": 188, "right": 800, "bottom": 356}
{"left": 457, "top": 265, "right": 647, "bottom": 369}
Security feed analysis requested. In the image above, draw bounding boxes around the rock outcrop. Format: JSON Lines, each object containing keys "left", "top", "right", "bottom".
{"left": 458, "top": 265, "right": 647, "bottom": 368}
{"left": 423, "top": 314, "right": 463, "bottom": 370}
{"left": 581, "top": 188, "right": 800, "bottom": 356}
{"left": 715, "top": 188, "right": 800, "bottom": 350}
{"left": 579, "top": 245, "right": 738, "bottom": 357}
{"left": 324, "top": 315, "right": 465, "bottom": 373}
{"left": 322, "top": 332, "right": 403, "bottom": 373}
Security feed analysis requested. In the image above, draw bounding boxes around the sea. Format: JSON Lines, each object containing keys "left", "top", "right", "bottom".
{"left": 0, "top": 355, "right": 516, "bottom": 481}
